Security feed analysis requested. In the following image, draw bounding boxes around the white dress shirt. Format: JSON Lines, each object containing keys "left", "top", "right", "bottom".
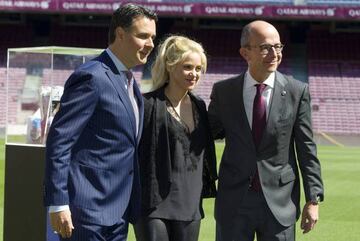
{"left": 243, "top": 70, "right": 275, "bottom": 129}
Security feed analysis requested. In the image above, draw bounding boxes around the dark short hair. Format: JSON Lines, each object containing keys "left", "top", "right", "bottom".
{"left": 108, "top": 3, "right": 158, "bottom": 44}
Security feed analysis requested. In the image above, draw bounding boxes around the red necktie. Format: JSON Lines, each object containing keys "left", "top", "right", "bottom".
{"left": 252, "top": 84, "right": 267, "bottom": 146}
{"left": 250, "top": 83, "right": 267, "bottom": 191}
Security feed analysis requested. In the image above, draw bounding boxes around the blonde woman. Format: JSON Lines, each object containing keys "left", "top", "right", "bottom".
{"left": 134, "top": 35, "right": 217, "bottom": 241}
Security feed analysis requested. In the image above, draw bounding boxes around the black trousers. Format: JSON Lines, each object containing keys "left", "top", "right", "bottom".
{"left": 134, "top": 217, "right": 200, "bottom": 241}
{"left": 216, "top": 190, "right": 295, "bottom": 241}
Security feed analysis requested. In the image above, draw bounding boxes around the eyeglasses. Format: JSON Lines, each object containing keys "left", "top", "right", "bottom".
{"left": 246, "top": 43, "right": 284, "bottom": 55}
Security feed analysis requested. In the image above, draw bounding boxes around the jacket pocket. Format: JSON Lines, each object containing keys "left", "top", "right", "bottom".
{"left": 280, "top": 168, "right": 296, "bottom": 184}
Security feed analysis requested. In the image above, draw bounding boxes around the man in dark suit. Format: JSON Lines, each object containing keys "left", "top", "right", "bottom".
{"left": 44, "top": 4, "right": 157, "bottom": 240}
{"left": 208, "top": 20, "right": 324, "bottom": 241}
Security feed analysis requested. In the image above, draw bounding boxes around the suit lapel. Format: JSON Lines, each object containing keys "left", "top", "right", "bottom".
{"left": 107, "top": 70, "right": 137, "bottom": 133}
{"left": 133, "top": 81, "right": 144, "bottom": 144}
{"left": 235, "top": 74, "right": 256, "bottom": 151}
{"left": 98, "top": 51, "right": 137, "bottom": 136}
{"left": 260, "top": 72, "right": 287, "bottom": 149}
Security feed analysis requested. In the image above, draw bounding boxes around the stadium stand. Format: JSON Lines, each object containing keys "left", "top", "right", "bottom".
{"left": 158, "top": 0, "right": 293, "bottom": 3}
{"left": 0, "top": 68, "right": 6, "bottom": 128}
{"left": 307, "top": 0, "right": 360, "bottom": 5}
{"left": 308, "top": 44, "right": 360, "bottom": 135}
{"left": 307, "top": 30, "right": 360, "bottom": 61}
{"left": 311, "top": 98, "right": 360, "bottom": 135}
{"left": 307, "top": 27, "right": 360, "bottom": 135}
{"left": 5, "top": 68, "right": 27, "bottom": 125}
{"left": 42, "top": 69, "right": 73, "bottom": 86}
{"left": 50, "top": 24, "right": 108, "bottom": 49}
{"left": 0, "top": 24, "right": 33, "bottom": 66}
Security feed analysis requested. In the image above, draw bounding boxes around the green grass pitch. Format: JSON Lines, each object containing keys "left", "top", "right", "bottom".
{"left": 0, "top": 140, "right": 359, "bottom": 241}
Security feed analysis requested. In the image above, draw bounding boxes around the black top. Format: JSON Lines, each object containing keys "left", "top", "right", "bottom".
{"left": 138, "top": 85, "right": 217, "bottom": 218}
{"left": 148, "top": 100, "right": 205, "bottom": 221}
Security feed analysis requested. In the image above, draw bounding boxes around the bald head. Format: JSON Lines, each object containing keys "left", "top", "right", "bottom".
{"left": 239, "top": 20, "right": 283, "bottom": 82}
{"left": 241, "top": 20, "right": 280, "bottom": 47}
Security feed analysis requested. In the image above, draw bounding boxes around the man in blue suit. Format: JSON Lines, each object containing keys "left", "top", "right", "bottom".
{"left": 44, "top": 4, "right": 157, "bottom": 240}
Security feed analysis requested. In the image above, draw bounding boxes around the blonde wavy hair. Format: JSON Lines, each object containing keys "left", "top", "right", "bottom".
{"left": 151, "top": 35, "right": 207, "bottom": 90}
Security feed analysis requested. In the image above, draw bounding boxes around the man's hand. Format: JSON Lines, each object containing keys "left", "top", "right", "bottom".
{"left": 300, "top": 201, "right": 319, "bottom": 234}
{"left": 50, "top": 209, "right": 74, "bottom": 238}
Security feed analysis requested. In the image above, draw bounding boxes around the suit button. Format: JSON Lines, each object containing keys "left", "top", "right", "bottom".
{"left": 129, "top": 170, "right": 134, "bottom": 175}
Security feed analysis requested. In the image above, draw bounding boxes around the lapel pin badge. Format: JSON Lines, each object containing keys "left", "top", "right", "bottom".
{"left": 281, "top": 90, "right": 286, "bottom": 96}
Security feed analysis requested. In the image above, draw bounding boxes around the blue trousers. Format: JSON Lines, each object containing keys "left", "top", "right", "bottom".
{"left": 60, "top": 218, "right": 129, "bottom": 241}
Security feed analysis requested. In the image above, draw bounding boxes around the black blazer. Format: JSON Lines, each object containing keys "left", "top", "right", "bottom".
{"left": 138, "top": 86, "right": 217, "bottom": 212}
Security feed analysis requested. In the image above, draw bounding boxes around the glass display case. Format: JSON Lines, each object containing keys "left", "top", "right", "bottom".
{"left": 4, "top": 46, "right": 102, "bottom": 241}
{"left": 5, "top": 46, "right": 102, "bottom": 145}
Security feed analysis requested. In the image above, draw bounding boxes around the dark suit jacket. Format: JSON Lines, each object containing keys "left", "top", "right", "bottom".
{"left": 208, "top": 71, "right": 324, "bottom": 227}
{"left": 44, "top": 51, "right": 143, "bottom": 225}
{"left": 138, "top": 86, "right": 217, "bottom": 213}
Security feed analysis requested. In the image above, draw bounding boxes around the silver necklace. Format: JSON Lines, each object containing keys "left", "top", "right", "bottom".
{"left": 165, "top": 95, "right": 191, "bottom": 133}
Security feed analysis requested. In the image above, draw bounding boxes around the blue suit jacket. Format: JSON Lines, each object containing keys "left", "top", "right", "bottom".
{"left": 44, "top": 51, "right": 144, "bottom": 225}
